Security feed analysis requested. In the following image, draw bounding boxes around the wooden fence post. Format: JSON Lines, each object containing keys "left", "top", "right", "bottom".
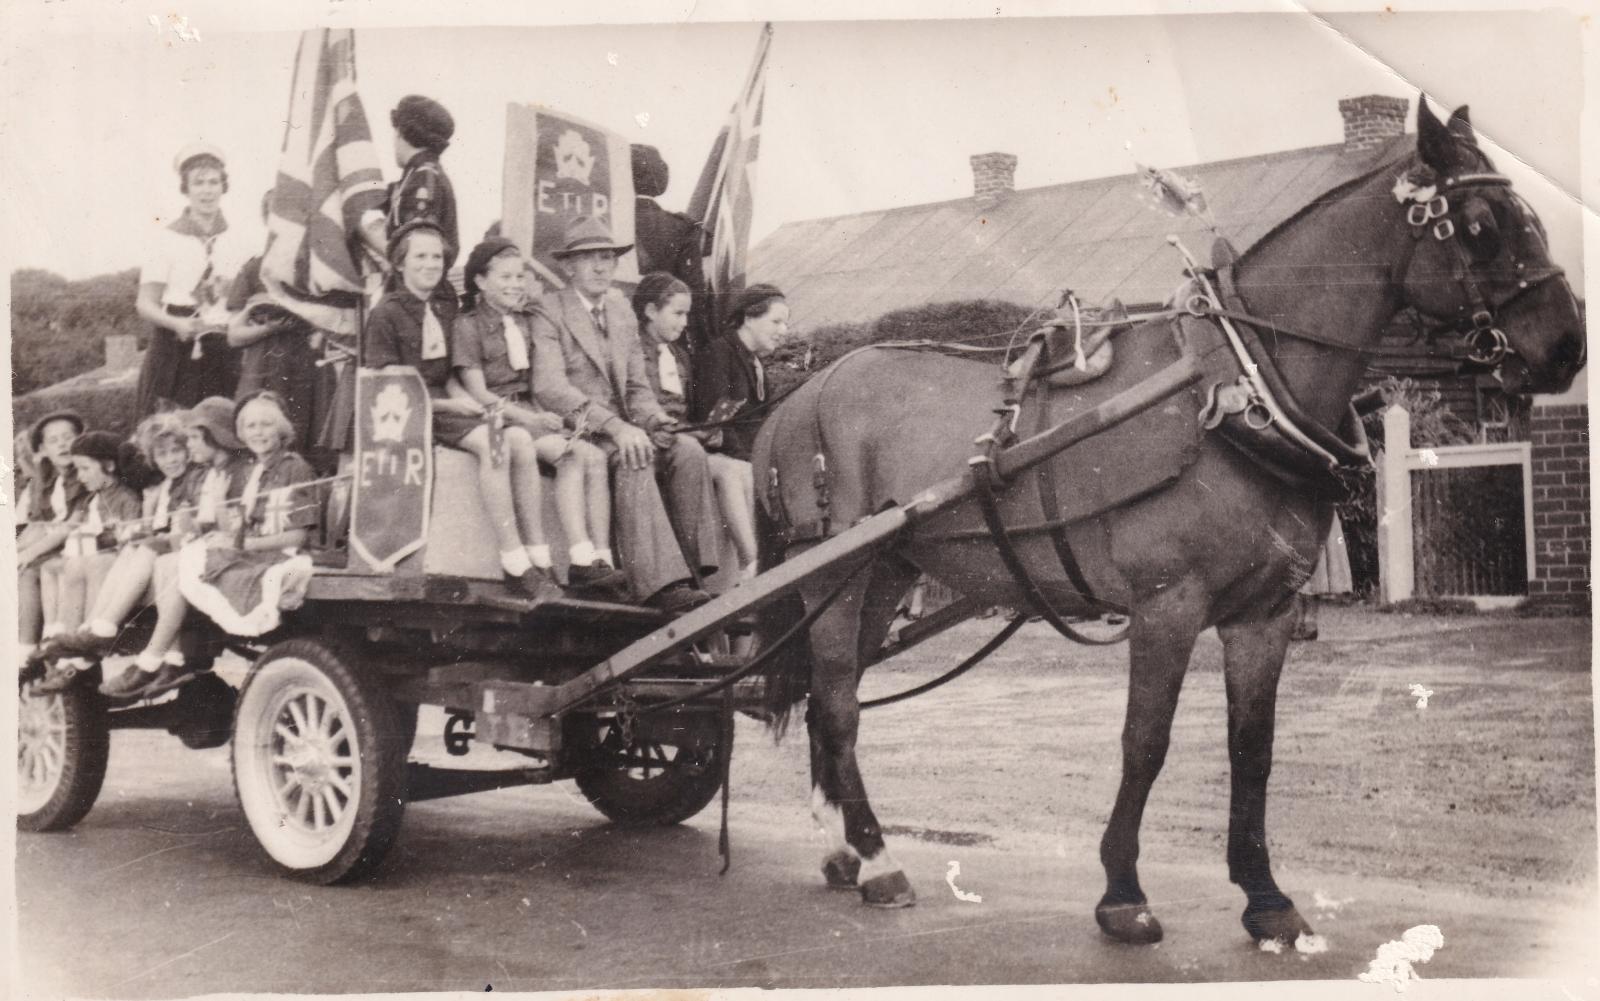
{"left": 1377, "top": 404, "right": 1414, "bottom": 604}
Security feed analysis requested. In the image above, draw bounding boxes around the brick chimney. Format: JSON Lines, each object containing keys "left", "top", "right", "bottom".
{"left": 970, "top": 152, "right": 1018, "bottom": 205}
{"left": 1338, "top": 95, "right": 1408, "bottom": 153}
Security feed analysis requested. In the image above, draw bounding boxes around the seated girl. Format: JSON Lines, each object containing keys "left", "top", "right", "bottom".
{"left": 453, "top": 237, "right": 627, "bottom": 600}
{"left": 101, "top": 392, "right": 317, "bottom": 701}
{"left": 37, "top": 432, "right": 149, "bottom": 672}
{"left": 367, "top": 220, "right": 566, "bottom": 599}
{"left": 30, "top": 412, "right": 201, "bottom": 665}
{"left": 690, "top": 283, "right": 788, "bottom": 580}
{"left": 16, "top": 411, "right": 87, "bottom": 661}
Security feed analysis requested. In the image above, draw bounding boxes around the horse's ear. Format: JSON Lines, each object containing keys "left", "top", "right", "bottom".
{"left": 1416, "top": 96, "right": 1454, "bottom": 171}
{"left": 1447, "top": 105, "right": 1476, "bottom": 144}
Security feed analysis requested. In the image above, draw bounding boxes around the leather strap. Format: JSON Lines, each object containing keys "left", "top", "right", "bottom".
{"left": 1214, "top": 266, "right": 1371, "bottom": 467}
{"left": 969, "top": 447, "right": 1124, "bottom": 647}
{"left": 1032, "top": 339, "right": 1127, "bottom": 616}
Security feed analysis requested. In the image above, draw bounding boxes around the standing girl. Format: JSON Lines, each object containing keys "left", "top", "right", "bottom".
{"left": 453, "top": 238, "right": 628, "bottom": 599}
{"left": 134, "top": 144, "right": 249, "bottom": 416}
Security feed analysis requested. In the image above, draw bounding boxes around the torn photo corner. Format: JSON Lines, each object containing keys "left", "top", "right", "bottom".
{"left": 4, "top": 1, "right": 1594, "bottom": 998}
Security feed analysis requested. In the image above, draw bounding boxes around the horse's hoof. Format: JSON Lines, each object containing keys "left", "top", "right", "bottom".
{"left": 860, "top": 869, "right": 916, "bottom": 908}
{"left": 1096, "top": 899, "right": 1165, "bottom": 945}
{"left": 821, "top": 851, "right": 861, "bottom": 889}
{"left": 1242, "top": 902, "right": 1313, "bottom": 946}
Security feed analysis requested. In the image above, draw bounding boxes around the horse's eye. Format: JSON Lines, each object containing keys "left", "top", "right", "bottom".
{"left": 1460, "top": 199, "right": 1502, "bottom": 262}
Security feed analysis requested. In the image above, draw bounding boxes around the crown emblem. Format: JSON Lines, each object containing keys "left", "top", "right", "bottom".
{"left": 554, "top": 129, "right": 595, "bottom": 186}
{"left": 372, "top": 383, "right": 412, "bottom": 443}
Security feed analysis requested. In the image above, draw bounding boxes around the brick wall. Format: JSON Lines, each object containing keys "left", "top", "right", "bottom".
{"left": 1528, "top": 403, "right": 1590, "bottom": 610}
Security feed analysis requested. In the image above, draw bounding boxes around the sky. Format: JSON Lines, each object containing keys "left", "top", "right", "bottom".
{"left": 0, "top": 3, "right": 1590, "bottom": 298}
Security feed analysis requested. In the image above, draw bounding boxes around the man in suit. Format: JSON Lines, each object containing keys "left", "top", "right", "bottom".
{"left": 529, "top": 217, "right": 717, "bottom": 613}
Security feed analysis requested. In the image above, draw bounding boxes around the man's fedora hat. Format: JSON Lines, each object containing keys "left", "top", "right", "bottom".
{"left": 550, "top": 217, "right": 634, "bottom": 259}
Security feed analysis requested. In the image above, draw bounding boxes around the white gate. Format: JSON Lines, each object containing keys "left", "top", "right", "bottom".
{"left": 1376, "top": 405, "right": 1535, "bottom": 605}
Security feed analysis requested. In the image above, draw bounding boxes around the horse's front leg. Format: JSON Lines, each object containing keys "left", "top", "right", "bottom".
{"left": 1218, "top": 609, "right": 1315, "bottom": 944}
{"left": 805, "top": 557, "right": 919, "bottom": 907}
{"left": 1097, "top": 582, "right": 1207, "bottom": 944}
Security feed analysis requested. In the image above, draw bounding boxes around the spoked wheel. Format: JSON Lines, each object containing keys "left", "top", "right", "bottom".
{"left": 17, "top": 678, "right": 110, "bottom": 832}
{"left": 571, "top": 710, "right": 726, "bottom": 827}
{"left": 231, "top": 639, "right": 408, "bottom": 884}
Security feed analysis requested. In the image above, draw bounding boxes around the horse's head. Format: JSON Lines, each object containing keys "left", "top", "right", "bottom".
{"left": 1395, "top": 100, "right": 1585, "bottom": 394}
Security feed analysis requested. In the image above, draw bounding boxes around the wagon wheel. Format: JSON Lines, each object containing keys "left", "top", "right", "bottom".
{"left": 231, "top": 639, "right": 410, "bottom": 884}
{"left": 17, "top": 677, "right": 110, "bottom": 832}
{"left": 571, "top": 711, "right": 726, "bottom": 827}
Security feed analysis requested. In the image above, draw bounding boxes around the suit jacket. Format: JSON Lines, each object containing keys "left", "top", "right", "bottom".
{"left": 690, "top": 335, "right": 766, "bottom": 461}
{"left": 530, "top": 287, "right": 671, "bottom": 433}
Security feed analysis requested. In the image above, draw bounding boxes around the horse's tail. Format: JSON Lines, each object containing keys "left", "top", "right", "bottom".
{"left": 755, "top": 492, "right": 812, "bottom": 739}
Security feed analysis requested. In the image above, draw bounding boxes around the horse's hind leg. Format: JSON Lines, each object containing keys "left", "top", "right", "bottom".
{"left": 805, "top": 554, "right": 920, "bottom": 907}
{"left": 1218, "top": 610, "right": 1315, "bottom": 944}
{"left": 1097, "top": 583, "right": 1208, "bottom": 944}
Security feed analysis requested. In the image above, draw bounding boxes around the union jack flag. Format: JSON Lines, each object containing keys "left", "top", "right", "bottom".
{"left": 686, "top": 23, "right": 773, "bottom": 333}
{"left": 259, "top": 29, "right": 386, "bottom": 336}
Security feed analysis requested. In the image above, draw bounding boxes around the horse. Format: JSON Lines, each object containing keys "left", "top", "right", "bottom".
{"left": 749, "top": 99, "right": 1584, "bottom": 946}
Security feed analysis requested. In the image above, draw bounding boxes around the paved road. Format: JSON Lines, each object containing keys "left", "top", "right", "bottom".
{"left": 14, "top": 610, "right": 1599, "bottom": 996}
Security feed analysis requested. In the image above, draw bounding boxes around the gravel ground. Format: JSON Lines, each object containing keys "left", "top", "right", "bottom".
{"left": 725, "top": 605, "right": 1597, "bottom": 898}
{"left": 14, "top": 605, "right": 1596, "bottom": 995}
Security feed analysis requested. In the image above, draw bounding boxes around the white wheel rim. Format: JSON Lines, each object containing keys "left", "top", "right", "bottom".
{"left": 17, "top": 686, "right": 68, "bottom": 815}
{"left": 235, "top": 657, "right": 362, "bottom": 870}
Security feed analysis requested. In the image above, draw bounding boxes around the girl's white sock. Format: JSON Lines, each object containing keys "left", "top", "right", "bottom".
{"left": 525, "top": 544, "right": 553, "bottom": 570}
{"left": 87, "top": 619, "right": 117, "bottom": 638}
{"left": 161, "top": 650, "right": 186, "bottom": 667}
{"left": 500, "top": 548, "right": 532, "bottom": 576}
{"left": 41, "top": 622, "right": 63, "bottom": 640}
{"left": 135, "top": 652, "right": 163, "bottom": 673}
{"left": 595, "top": 548, "right": 615, "bottom": 567}
{"left": 568, "top": 540, "right": 596, "bottom": 566}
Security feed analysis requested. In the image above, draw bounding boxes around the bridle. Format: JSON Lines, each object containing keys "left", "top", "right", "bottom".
{"left": 1393, "top": 168, "right": 1567, "bottom": 368}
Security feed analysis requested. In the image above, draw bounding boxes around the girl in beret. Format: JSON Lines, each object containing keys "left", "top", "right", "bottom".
{"left": 452, "top": 238, "right": 628, "bottom": 599}
{"left": 31, "top": 432, "right": 150, "bottom": 689}
{"left": 381, "top": 94, "right": 459, "bottom": 269}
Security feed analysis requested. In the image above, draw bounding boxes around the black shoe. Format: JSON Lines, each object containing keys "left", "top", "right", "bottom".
{"left": 645, "top": 583, "right": 712, "bottom": 616}
{"left": 139, "top": 662, "right": 199, "bottom": 699}
{"left": 506, "top": 567, "right": 564, "bottom": 602}
{"left": 100, "top": 664, "right": 158, "bottom": 700}
{"left": 43, "top": 627, "right": 115, "bottom": 660}
{"left": 567, "top": 561, "right": 631, "bottom": 601}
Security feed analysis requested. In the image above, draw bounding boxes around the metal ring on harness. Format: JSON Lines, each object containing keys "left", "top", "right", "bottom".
{"left": 1467, "top": 325, "right": 1510, "bottom": 366}
{"left": 1244, "top": 402, "right": 1274, "bottom": 430}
